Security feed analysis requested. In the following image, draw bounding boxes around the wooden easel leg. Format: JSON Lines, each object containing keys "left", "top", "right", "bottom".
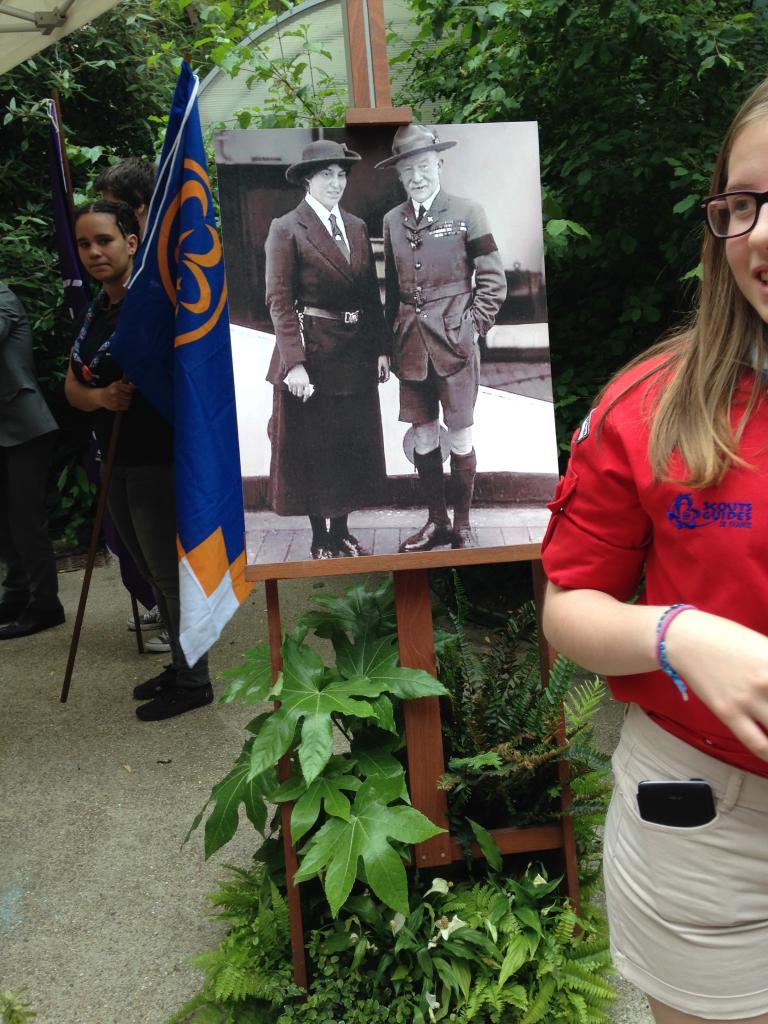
{"left": 531, "top": 560, "right": 581, "bottom": 912}
{"left": 265, "top": 579, "right": 308, "bottom": 989}
{"left": 393, "top": 568, "right": 452, "bottom": 867}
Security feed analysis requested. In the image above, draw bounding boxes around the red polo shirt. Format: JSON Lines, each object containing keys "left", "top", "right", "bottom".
{"left": 542, "top": 356, "right": 768, "bottom": 777}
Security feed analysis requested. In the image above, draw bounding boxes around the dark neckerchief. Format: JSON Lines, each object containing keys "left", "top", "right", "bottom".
{"left": 71, "top": 292, "right": 121, "bottom": 385}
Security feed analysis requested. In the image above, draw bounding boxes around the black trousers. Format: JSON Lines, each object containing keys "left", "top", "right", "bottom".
{"left": 0, "top": 431, "right": 59, "bottom": 611}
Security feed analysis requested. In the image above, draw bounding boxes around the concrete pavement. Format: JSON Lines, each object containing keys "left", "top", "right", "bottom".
{"left": 0, "top": 557, "right": 652, "bottom": 1023}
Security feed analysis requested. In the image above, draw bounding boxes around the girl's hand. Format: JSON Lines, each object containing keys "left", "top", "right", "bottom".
{"left": 378, "top": 355, "right": 390, "bottom": 383}
{"left": 99, "top": 381, "right": 135, "bottom": 412}
{"left": 284, "top": 364, "right": 313, "bottom": 402}
{"left": 665, "top": 610, "right": 768, "bottom": 761}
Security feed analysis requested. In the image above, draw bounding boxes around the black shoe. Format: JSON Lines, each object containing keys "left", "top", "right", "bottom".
{"left": 311, "top": 541, "right": 333, "bottom": 559}
{"left": 133, "top": 664, "right": 177, "bottom": 700}
{"left": 451, "top": 527, "right": 477, "bottom": 549}
{"left": 0, "top": 599, "right": 28, "bottom": 625}
{"left": 399, "top": 521, "right": 454, "bottom": 553}
{"left": 0, "top": 604, "right": 65, "bottom": 640}
{"left": 136, "top": 683, "right": 214, "bottom": 721}
{"left": 330, "top": 533, "right": 370, "bottom": 557}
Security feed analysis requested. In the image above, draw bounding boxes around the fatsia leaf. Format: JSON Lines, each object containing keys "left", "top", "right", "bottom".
{"left": 275, "top": 635, "right": 381, "bottom": 783}
{"left": 297, "top": 712, "right": 333, "bottom": 785}
{"left": 247, "top": 712, "right": 297, "bottom": 780}
{"left": 219, "top": 642, "right": 275, "bottom": 704}
{"left": 202, "top": 738, "right": 277, "bottom": 859}
{"left": 370, "top": 694, "right": 397, "bottom": 733}
{"left": 335, "top": 635, "right": 447, "bottom": 699}
{"left": 295, "top": 787, "right": 444, "bottom": 916}
{"left": 288, "top": 766, "right": 359, "bottom": 842}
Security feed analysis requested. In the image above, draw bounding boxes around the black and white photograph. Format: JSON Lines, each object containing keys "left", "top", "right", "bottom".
{"left": 214, "top": 121, "right": 558, "bottom": 573}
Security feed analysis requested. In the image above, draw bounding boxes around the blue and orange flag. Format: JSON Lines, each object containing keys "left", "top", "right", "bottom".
{"left": 111, "top": 61, "right": 252, "bottom": 665}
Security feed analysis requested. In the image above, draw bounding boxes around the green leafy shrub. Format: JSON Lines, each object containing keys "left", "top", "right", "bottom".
{"left": 436, "top": 584, "right": 611, "bottom": 892}
{"left": 0, "top": 989, "right": 36, "bottom": 1024}
{"left": 175, "top": 577, "right": 616, "bottom": 1022}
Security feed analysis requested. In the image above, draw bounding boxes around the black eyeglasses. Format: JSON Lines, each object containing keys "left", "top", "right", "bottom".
{"left": 701, "top": 190, "right": 768, "bottom": 239}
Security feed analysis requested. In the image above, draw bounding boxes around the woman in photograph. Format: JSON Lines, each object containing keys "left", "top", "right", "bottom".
{"left": 64, "top": 199, "right": 213, "bottom": 721}
{"left": 264, "top": 139, "right": 390, "bottom": 559}
{"left": 542, "top": 77, "right": 768, "bottom": 1022}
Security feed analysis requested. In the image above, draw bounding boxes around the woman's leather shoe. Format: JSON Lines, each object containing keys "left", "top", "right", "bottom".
{"left": 330, "top": 534, "right": 370, "bottom": 557}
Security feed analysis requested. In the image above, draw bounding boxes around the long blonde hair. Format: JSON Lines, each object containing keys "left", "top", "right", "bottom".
{"left": 604, "top": 77, "right": 768, "bottom": 488}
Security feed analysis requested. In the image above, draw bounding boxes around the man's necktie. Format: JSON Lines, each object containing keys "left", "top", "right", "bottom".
{"left": 416, "top": 204, "right": 426, "bottom": 224}
{"left": 328, "top": 213, "right": 350, "bottom": 262}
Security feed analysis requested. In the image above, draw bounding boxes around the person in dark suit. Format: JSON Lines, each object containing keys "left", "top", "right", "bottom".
{"left": 0, "top": 282, "right": 64, "bottom": 639}
{"left": 265, "top": 139, "right": 390, "bottom": 559}
{"left": 377, "top": 125, "right": 507, "bottom": 551}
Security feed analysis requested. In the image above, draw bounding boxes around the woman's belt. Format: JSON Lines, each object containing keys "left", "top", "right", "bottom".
{"left": 399, "top": 280, "right": 472, "bottom": 305}
{"left": 301, "top": 305, "right": 360, "bottom": 324}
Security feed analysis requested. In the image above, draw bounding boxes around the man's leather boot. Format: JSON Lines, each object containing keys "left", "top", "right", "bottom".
{"left": 399, "top": 446, "right": 453, "bottom": 552}
{"left": 450, "top": 448, "right": 477, "bottom": 548}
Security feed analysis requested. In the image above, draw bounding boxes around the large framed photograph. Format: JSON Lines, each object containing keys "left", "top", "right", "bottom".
{"left": 214, "top": 122, "right": 559, "bottom": 581}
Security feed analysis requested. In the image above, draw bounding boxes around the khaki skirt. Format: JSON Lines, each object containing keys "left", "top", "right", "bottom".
{"left": 604, "top": 704, "right": 768, "bottom": 1019}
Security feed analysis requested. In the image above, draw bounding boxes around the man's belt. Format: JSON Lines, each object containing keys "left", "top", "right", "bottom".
{"left": 302, "top": 305, "right": 361, "bottom": 324}
{"left": 399, "top": 280, "right": 472, "bottom": 306}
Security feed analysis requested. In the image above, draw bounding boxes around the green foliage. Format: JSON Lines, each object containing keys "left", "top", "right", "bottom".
{"left": 437, "top": 584, "right": 611, "bottom": 891}
{"left": 0, "top": 989, "right": 36, "bottom": 1024}
{"left": 395, "top": 0, "right": 768, "bottom": 451}
{"left": 171, "top": 862, "right": 613, "bottom": 1024}
{"left": 189, "top": 578, "right": 446, "bottom": 917}
{"left": 165, "top": 864, "right": 302, "bottom": 1023}
{"left": 293, "top": 777, "right": 443, "bottom": 915}
{"left": 176, "top": 577, "right": 617, "bottom": 1022}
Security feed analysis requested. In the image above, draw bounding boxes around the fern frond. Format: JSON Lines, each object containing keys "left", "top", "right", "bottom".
{"left": 520, "top": 977, "right": 556, "bottom": 1024}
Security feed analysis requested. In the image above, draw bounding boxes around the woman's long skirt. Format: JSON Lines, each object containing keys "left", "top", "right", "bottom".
{"left": 267, "top": 386, "right": 387, "bottom": 518}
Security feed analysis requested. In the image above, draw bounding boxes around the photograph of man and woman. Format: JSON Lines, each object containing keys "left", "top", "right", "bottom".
{"left": 214, "top": 120, "right": 558, "bottom": 570}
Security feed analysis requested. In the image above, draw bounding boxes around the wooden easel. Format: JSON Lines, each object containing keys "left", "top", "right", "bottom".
{"left": 251, "top": 0, "right": 579, "bottom": 988}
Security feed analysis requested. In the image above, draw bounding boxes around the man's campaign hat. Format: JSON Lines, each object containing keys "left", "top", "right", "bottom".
{"left": 374, "top": 124, "right": 457, "bottom": 170}
{"left": 286, "top": 140, "right": 361, "bottom": 185}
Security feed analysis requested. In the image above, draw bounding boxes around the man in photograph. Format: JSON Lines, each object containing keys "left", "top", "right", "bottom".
{"left": 377, "top": 125, "right": 507, "bottom": 551}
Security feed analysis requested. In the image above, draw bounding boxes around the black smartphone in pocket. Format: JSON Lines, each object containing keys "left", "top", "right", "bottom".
{"left": 636, "top": 779, "right": 716, "bottom": 827}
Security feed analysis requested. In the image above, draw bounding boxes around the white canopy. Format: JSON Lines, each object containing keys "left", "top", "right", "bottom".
{"left": 0, "top": 0, "right": 120, "bottom": 74}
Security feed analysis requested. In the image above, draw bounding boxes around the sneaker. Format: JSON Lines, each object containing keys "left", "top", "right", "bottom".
{"left": 127, "top": 606, "right": 162, "bottom": 631}
{"left": 133, "top": 664, "right": 176, "bottom": 700}
{"left": 144, "top": 630, "right": 171, "bottom": 653}
{"left": 136, "top": 683, "right": 214, "bottom": 721}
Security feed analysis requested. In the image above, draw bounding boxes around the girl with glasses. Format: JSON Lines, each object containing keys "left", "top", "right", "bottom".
{"left": 542, "top": 78, "right": 768, "bottom": 1023}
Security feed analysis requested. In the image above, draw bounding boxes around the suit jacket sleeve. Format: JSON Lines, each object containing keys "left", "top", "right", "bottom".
{"left": 383, "top": 215, "right": 399, "bottom": 333}
{"left": 467, "top": 203, "right": 507, "bottom": 337}
{"left": 264, "top": 216, "right": 305, "bottom": 372}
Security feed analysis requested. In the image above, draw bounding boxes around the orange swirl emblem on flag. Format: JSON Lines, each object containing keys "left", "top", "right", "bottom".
{"left": 157, "top": 158, "right": 228, "bottom": 347}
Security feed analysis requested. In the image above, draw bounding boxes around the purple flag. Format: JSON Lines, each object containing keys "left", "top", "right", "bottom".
{"left": 46, "top": 99, "right": 91, "bottom": 320}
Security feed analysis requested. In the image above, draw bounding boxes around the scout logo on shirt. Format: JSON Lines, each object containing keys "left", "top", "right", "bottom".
{"left": 667, "top": 493, "right": 752, "bottom": 530}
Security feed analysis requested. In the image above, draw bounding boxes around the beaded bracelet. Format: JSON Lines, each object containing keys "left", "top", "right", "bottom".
{"left": 655, "top": 603, "right": 697, "bottom": 701}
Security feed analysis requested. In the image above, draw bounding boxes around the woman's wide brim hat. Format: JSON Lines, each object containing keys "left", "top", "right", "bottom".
{"left": 285, "top": 140, "right": 362, "bottom": 185}
{"left": 374, "top": 124, "right": 457, "bottom": 169}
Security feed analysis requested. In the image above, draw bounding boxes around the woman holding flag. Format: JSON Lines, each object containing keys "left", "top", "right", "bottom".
{"left": 64, "top": 199, "right": 214, "bottom": 721}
